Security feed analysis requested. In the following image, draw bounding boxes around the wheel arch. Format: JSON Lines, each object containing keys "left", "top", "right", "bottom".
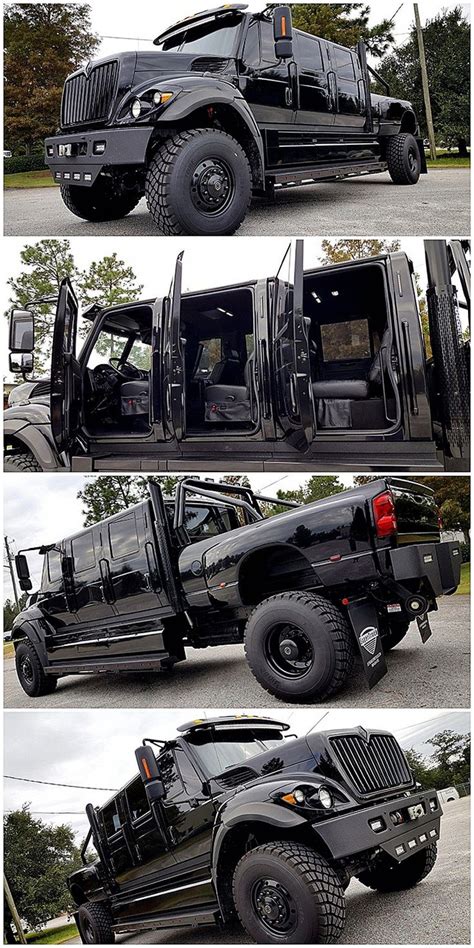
{"left": 4, "top": 423, "right": 62, "bottom": 471}
{"left": 237, "top": 543, "right": 317, "bottom": 606}
{"left": 399, "top": 110, "right": 418, "bottom": 135}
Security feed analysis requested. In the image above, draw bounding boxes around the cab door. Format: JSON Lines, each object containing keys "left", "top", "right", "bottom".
{"left": 163, "top": 252, "right": 186, "bottom": 441}
{"left": 50, "top": 278, "right": 82, "bottom": 453}
{"left": 272, "top": 240, "right": 316, "bottom": 452}
{"left": 328, "top": 43, "right": 366, "bottom": 130}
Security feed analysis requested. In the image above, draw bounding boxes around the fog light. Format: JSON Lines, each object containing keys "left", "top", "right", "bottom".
{"left": 429, "top": 798, "right": 438, "bottom": 812}
{"left": 429, "top": 828, "right": 437, "bottom": 838}
{"left": 84, "top": 173, "right": 92, "bottom": 181}
{"left": 319, "top": 787, "right": 333, "bottom": 809}
{"left": 419, "top": 833, "right": 427, "bottom": 842}
{"left": 55, "top": 172, "right": 61, "bottom": 178}
{"left": 63, "top": 172, "right": 70, "bottom": 180}
{"left": 395, "top": 844, "right": 405, "bottom": 856}
{"left": 73, "top": 173, "right": 81, "bottom": 180}
{"left": 47, "top": 145, "right": 54, "bottom": 156}
{"left": 93, "top": 141, "right": 106, "bottom": 155}
{"left": 369, "top": 818, "right": 385, "bottom": 833}
{"left": 408, "top": 839, "right": 417, "bottom": 849}
{"left": 131, "top": 98, "right": 142, "bottom": 119}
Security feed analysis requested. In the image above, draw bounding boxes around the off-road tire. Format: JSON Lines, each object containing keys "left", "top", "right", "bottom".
{"left": 15, "top": 641, "right": 57, "bottom": 698}
{"left": 382, "top": 620, "right": 410, "bottom": 652}
{"left": 78, "top": 902, "right": 115, "bottom": 944}
{"left": 232, "top": 841, "right": 346, "bottom": 944}
{"left": 357, "top": 841, "right": 438, "bottom": 892}
{"left": 145, "top": 128, "right": 252, "bottom": 236}
{"left": 386, "top": 133, "right": 421, "bottom": 184}
{"left": 60, "top": 181, "right": 140, "bottom": 222}
{"left": 244, "top": 591, "right": 355, "bottom": 702}
{"left": 4, "top": 452, "right": 42, "bottom": 472}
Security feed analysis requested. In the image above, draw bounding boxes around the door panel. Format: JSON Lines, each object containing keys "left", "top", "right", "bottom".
{"left": 329, "top": 45, "right": 365, "bottom": 129}
{"left": 50, "top": 278, "right": 82, "bottom": 453}
{"left": 104, "top": 506, "right": 167, "bottom": 618}
{"left": 295, "top": 32, "right": 333, "bottom": 128}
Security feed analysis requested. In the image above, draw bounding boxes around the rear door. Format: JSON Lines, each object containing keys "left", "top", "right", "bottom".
{"left": 163, "top": 252, "right": 186, "bottom": 441}
{"left": 50, "top": 278, "right": 82, "bottom": 453}
{"left": 272, "top": 240, "right": 316, "bottom": 452}
{"left": 295, "top": 32, "right": 334, "bottom": 128}
{"left": 103, "top": 504, "right": 169, "bottom": 619}
{"left": 328, "top": 43, "right": 366, "bottom": 129}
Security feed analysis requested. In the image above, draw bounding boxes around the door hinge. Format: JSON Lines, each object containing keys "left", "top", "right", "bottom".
{"left": 285, "top": 88, "right": 293, "bottom": 107}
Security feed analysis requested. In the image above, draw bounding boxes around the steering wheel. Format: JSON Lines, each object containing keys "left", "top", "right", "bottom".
{"left": 109, "top": 357, "right": 141, "bottom": 380}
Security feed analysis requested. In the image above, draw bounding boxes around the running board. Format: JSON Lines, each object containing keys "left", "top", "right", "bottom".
{"left": 112, "top": 906, "right": 220, "bottom": 934}
{"left": 45, "top": 651, "right": 176, "bottom": 675}
{"left": 269, "top": 160, "right": 388, "bottom": 188}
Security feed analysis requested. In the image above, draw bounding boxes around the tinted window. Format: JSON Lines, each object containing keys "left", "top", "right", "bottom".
{"left": 297, "top": 33, "right": 323, "bottom": 71}
{"left": 159, "top": 750, "right": 184, "bottom": 799}
{"left": 47, "top": 549, "right": 62, "bottom": 584}
{"left": 175, "top": 747, "right": 203, "bottom": 796}
{"left": 196, "top": 338, "right": 222, "bottom": 378}
{"left": 184, "top": 504, "right": 235, "bottom": 540}
{"left": 71, "top": 533, "right": 95, "bottom": 572}
{"left": 126, "top": 778, "right": 150, "bottom": 822}
{"left": 332, "top": 44, "right": 355, "bottom": 80}
{"left": 243, "top": 20, "right": 260, "bottom": 66}
{"left": 187, "top": 727, "right": 285, "bottom": 777}
{"left": 109, "top": 515, "right": 139, "bottom": 559}
{"left": 159, "top": 16, "right": 243, "bottom": 56}
{"left": 102, "top": 802, "right": 120, "bottom": 837}
{"left": 321, "top": 319, "right": 371, "bottom": 361}
{"left": 260, "top": 20, "right": 277, "bottom": 63}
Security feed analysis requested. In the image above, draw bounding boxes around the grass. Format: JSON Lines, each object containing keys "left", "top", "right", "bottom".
{"left": 4, "top": 170, "right": 57, "bottom": 189}
{"left": 456, "top": 561, "right": 470, "bottom": 595}
{"left": 4, "top": 641, "right": 14, "bottom": 659}
{"left": 26, "top": 923, "right": 78, "bottom": 944}
{"left": 426, "top": 150, "right": 470, "bottom": 168}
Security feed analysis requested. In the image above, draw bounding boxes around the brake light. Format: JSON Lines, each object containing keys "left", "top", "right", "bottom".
{"left": 373, "top": 490, "right": 397, "bottom": 538}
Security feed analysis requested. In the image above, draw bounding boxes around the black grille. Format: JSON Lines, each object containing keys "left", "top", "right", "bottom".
{"left": 61, "top": 61, "right": 119, "bottom": 127}
{"left": 330, "top": 733, "right": 412, "bottom": 795}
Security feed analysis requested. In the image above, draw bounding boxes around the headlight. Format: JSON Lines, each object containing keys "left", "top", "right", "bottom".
{"left": 318, "top": 787, "right": 333, "bottom": 809}
{"left": 131, "top": 98, "right": 142, "bottom": 119}
{"left": 153, "top": 91, "right": 173, "bottom": 106}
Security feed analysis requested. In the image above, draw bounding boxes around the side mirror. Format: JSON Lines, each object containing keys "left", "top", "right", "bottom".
{"left": 9, "top": 353, "right": 34, "bottom": 375}
{"left": 15, "top": 554, "right": 32, "bottom": 592}
{"left": 273, "top": 5, "right": 293, "bottom": 60}
{"left": 135, "top": 745, "right": 166, "bottom": 803}
{"left": 9, "top": 309, "right": 35, "bottom": 353}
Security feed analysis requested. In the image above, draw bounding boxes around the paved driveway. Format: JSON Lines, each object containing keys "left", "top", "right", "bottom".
{"left": 4, "top": 169, "right": 470, "bottom": 237}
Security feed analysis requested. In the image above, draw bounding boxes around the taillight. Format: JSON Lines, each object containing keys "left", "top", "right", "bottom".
{"left": 373, "top": 490, "right": 397, "bottom": 538}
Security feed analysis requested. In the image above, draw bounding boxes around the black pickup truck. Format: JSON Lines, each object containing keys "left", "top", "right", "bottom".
{"left": 12, "top": 477, "right": 460, "bottom": 701}
{"left": 4, "top": 238, "right": 470, "bottom": 474}
{"left": 69, "top": 715, "right": 442, "bottom": 944}
{"left": 44, "top": 4, "right": 426, "bottom": 236}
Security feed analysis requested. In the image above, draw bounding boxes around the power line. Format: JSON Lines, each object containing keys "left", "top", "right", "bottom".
{"left": 5, "top": 811, "right": 85, "bottom": 815}
{"left": 5, "top": 775, "right": 117, "bottom": 791}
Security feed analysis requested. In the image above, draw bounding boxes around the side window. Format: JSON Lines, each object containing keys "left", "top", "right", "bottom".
{"left": 184, "top": 504, "right": 235, "bottom": 540}
{"left": 159, "top": 750, "right": 185, "bottom": 799}
{"left": 102, "top": 801, "right": 121, "bottom": 837}
{"left": 71, "top": 533, "right": 95, "bottom": 572}
{"left": 47, "top": 549, "right": 62, "bottom": 584}
{"left": 260, "top": 19, "right": 277, "bottom": 64}
{"left": 332, "top": 44, "right": 356, "bottom": 80}
{"left": 196, "top": 338, "right": 222, "bottom": 379}
{"left": 296, "top": 33, "right": 323, "bottom": 71}
{"left": 242, "top": 20, "right": 260, "bottom": 66}
{"left": 320, "top": 319, "right": 371, "bottom": 361}
{"left": 108, "top": 515, "right": 139, "bottom": 559}
{"left": 175, "top": 747, "right": 203, "bottom": 796}
{"left": 126, "top": 778, "right": 150, "bottom": 822}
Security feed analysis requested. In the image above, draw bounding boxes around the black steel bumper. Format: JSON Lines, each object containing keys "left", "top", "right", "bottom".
{"left": 313, "top": 789, "right": 441, "bottom": 863}
{"left": 44, "top": 127, "right": 153, "bottom": 186}
{"left": 389, "top": 540, "right": 461, "bottom": 598}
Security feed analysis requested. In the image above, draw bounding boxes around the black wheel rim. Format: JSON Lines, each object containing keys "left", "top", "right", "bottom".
{"left": 252, "top": 878, "right": 298, "bottom": 936}
{"left": 82, "top": 919, "right": 95, "bottom": 944}
{"left": 20, "top": 656, "right": 34, "bottom": 685}
{"left": 408, "top": 147, "right": 418, "bottom": 174}
{"left": 265, "top": 623, "right": 314, "bottom": 679}
{"left": 191, "top": 158, "right": 234, "bottom": 216}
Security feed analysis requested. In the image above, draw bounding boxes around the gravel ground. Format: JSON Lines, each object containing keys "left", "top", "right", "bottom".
{"left": 64, "top": 796, "right": 470, "bottom": 945}
{"left": 4, "top": 595, "right": 469, "bottom": 710}
{"left": 3, "top": 168, "right": 470, "bottom": 237}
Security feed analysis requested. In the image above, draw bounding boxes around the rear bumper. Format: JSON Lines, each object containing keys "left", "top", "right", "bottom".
{"left": 313, "top": 788, "right": 441, "bottom": 862}
{"left": 44, "top": 127, "right": 153, "bottom": 185}
{"left": 389, "top": 540, "right": 461, "bottom": 597}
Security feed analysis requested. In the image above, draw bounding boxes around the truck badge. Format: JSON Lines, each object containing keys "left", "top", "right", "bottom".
{"left": 359, "top": 626, "right": 378, "bottom": 656}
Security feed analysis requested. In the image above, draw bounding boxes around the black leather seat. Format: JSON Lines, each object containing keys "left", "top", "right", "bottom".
{"left": 208, "top": 350, "right": 244, "bottom": 387}
{"left": 204, "top": 356, "right": 253, "bottom": 424}
{"left": 121, "top": 379, "right": 149, "bottom": 416}
{"left": 312, "top": 328, "right": 391, "bottom": 401}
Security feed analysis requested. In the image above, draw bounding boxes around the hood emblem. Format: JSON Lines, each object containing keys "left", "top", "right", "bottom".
{"left": 358, "top": 726, "right": 370, "bottom": 743}
{"left": 84, "top": 61, "right": 93, "bottom": 78}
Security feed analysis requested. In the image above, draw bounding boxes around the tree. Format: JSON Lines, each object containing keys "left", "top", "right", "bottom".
{"left": 380, "top": 7, "right": 470, "bottom": 155}
{"left": 352, "top": 475, "right": 470, "bottom": 538}
{"left": 265, "top": 474, "right": 344, "bottom": 516}
{"left": 404, "top": 748, "right": 434, "bottom": 787}
{"left": 319, "top": 239, "right": 431, "bottom": 357}
{"left": 288, "top": 4, "right": 394, "bottom": 57}
{"left": 4, "top": 594, "right": 28, "bottom": 632}
{"left": 78, "top": 253, "right": 145, "bottom": 361}
{"left": 6, "top": 239, "right": 78, "bottom": 374}
{"left": 4, "top": 806, "right": 82, "bottom": 930}
{"left": 4, "top": 4, "right": 99, "bottom": 153}
{"left": 429, "top": 730, "right": 470, "bottom": 787}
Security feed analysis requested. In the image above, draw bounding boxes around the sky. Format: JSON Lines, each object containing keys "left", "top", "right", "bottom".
{"left": 4, "top": 708, "right": 470, "bottom": 840}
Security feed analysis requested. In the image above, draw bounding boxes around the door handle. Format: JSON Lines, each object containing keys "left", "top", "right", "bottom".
{"left": 289, "top": 373, "right": 298, "bottom": 415}
{"left": 99, "top": 559, "right": 115, "bottom": 603}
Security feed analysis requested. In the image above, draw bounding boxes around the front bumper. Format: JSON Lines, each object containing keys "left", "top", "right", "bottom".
{"left": 389, "top": 540, "right": 461, "bottom": 598}
{"left": 44, "top": 127, "right": 153, "bottom": 186}
{"left": 313, "top": 788, "right": 441, "bottom": 863}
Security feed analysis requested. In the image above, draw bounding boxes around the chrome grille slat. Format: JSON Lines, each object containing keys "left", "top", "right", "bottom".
{"left": 61, "top": 60, "right": 119, "bottom": 128}
{"left": 330, "top": 733, "right": 412, "bottom": 795}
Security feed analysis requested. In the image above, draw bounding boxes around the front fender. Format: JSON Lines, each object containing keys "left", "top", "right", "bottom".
{"left": 11, "top": 615, "right": 50, "bottom": 666}
{"left": 4, "top": 408, "right": 64, "bottom": 471}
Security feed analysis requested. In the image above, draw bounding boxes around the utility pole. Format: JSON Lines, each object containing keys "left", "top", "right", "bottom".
{"left": 3, "top": 875, "right": 27, "bottom": 944}
{"left": 4, "top": 537, "right": 19, "bottom": 609}
{"left": 414, "top": 3, "right": 437, "bottom": 160}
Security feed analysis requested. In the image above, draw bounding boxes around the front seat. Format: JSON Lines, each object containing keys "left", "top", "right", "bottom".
{"left": 204, "top": 354, "right": 254, "bottom": 423}
{"left": 311, "top": 327, "right": 391, "bottom": 400}
{"left": 121, "top": 379, "right": 150, "bottom": 416}
{"left": 207, "top": 349, "right": 243, "bottom": 387}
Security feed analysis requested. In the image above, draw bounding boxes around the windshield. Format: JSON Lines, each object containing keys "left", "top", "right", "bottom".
{"left": 87, "top": 331, "right": 151, "bottom": 371}
{"left": 157, "top": 14, "right": 243, "bottom": 57}
{"left": 186, "top": 727, "right": 286, "bottom": 776}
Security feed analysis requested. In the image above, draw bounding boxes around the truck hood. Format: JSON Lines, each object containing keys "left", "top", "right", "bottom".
{"left": 7, "top": 378, "right": 51, "bottom": 408}
{"left": 132, "top": 50, "right": 234, "bottom": 85}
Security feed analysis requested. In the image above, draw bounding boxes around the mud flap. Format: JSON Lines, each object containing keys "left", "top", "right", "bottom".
{"left": 346, "top": 599, "right": 387, "bottom": 688}
{"left": 417, "top": 613, "right": 432, "bottom": 643}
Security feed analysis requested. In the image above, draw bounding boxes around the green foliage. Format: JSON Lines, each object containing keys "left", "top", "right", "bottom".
{"left": 405, "top": 729, "right": 470, "bottom": 790}
{"left": 4, "top": 4, "right": 99, "bottom": 153}
{"left": 459, "top": 542, "right": 470, "bottom": 564}
{"left": 4, "top": 153, "right": 46, "bottom": 174}
{"left": 79, "top": 254, "right": 144, "bottom": 311}
{"left": 288, "top": 4, "right": 394, "bottom": 57}
{"left": 4, "top": 594, "right": 28, "bottom": 632}
{"left": 265, "top": 475, "right": 345, "bottom": 516}
{"left": 4, "top": 805, "right": 82, "bottom": 930}
{"left": 380, "top": 7, "right": 470, "bottom": 154}
{"left": 26, "top": 922, "right": 78, "bottom": 944}
{"left": 414, "top": 476, "right": 470, "bottom": 537}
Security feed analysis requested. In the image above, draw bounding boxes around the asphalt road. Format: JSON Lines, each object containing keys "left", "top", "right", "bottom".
{"left": 3, "top": 169, "right": 470, "bottom": 237}
{"left": 4, "top": 595, "right": 469, "bottom": 710}
{"left": 63, "top": 796, "right": 470, "bottom": 945}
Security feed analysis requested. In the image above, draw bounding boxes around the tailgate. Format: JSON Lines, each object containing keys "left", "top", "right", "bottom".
{"left": 388, "top": 478, "right": 440, "bottom": 545}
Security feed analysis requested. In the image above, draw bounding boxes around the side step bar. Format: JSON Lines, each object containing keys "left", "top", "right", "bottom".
{"left": 45, "top": 651, "right": 175, "bottom": 675}
{"left": 112, "top": 906, "right": 221, "bottom": 934}
{"left": 269, "top": 159, "right": 388, "bottom": 188}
